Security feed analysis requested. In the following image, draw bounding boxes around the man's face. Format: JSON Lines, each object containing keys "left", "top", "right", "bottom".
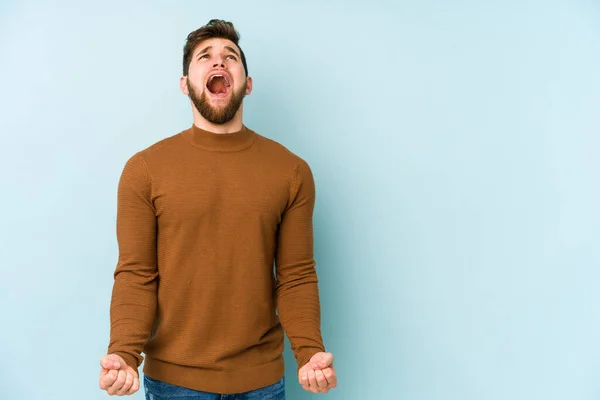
{"left": 182, "top": 38, "right": 252, "bottom": 124}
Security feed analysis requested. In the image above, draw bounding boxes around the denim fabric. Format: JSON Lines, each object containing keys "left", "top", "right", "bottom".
{"left": 143, "top": 374, "right": 285, "bottom": 400}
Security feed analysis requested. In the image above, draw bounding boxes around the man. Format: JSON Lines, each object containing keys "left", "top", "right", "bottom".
{"left": 98, "top": 19, "right": 337, "bottom": 398}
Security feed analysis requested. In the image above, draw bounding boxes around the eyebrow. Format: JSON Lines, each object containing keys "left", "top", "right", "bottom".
{"left": 224, "top": 46, "right": 240, "bottom": 58}
{"left": 196, "top": 46, "right": 212, "bottom": 58}
{"left": 195, "top": 45, "right": 240, "bottom": 59}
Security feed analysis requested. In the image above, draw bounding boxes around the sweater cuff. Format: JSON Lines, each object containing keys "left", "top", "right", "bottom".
{"left": 296, "top": 346, "right": 326, "bottom": 372}
{"left": 112, "top": 351, "right": 141, "bottom": 377}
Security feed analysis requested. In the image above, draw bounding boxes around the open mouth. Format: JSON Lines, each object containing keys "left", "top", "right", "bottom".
{"left": 206, "top": 74, "right": 231, "bottom": 97}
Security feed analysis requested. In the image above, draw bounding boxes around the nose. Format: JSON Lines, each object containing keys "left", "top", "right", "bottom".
{"left": 212, "top": 56, "right": 225, "bottom": 69}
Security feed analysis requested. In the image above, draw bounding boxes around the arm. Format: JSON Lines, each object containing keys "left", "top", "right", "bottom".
{"left": 275, "top": 158, "right": 325, "bottom": 371}
{"left": 107, "top": 153, "right": 158, "bottom": 372}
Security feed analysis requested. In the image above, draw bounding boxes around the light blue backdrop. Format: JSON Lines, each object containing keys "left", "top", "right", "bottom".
{"left": 1, "top": 0, "right": 599, "bottom": 399}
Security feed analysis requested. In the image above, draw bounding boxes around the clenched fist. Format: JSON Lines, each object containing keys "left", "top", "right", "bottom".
{"left": 99, "top": 354, "right": 140, "bottom": 396}
{"left": 298, "top": 352, "right": 338, "bottom": 394}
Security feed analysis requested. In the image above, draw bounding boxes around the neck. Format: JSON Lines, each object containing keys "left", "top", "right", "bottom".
{"left": 191, "top": 103, "right": 244, "bottom": 134}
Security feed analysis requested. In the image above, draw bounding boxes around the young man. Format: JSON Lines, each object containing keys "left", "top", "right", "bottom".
{"left": 98, "top": 19, "right": 337, "bottom": 398}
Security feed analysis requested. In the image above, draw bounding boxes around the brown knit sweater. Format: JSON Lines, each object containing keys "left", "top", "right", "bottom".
{"left": 107, "top": 124, "right": 325, "bottom": 394}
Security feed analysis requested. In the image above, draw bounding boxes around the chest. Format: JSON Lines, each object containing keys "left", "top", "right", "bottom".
{"left": 151, "top": 157, "right": 291, "bottom": 228}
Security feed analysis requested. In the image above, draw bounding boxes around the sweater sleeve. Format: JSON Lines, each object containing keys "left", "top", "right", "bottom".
{"left": 107, "top": 153, "right": 159, "bottom": 372}
{"left": 275, "top": 158, "right": 326, "bottom": 371}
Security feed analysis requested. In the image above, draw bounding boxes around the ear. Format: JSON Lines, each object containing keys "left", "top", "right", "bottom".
{"left": 245, "top": 76, "right": 253, "bottom": 95}
{"left": 180, "top": 76, "right": 189, "bottom": 95}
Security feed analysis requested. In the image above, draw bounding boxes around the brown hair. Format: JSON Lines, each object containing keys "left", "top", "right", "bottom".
{"left": 183, "top": 19, "right": 248, "bottom": 77}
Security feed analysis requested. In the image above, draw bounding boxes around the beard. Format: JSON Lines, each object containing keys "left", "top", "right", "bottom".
{"left": 187, "top": 76, "right": 246, "bottom": 125}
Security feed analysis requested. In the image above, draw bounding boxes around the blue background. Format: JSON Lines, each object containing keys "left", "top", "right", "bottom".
{"left": 1, "top": 0, "right": 599, "bottom": 399}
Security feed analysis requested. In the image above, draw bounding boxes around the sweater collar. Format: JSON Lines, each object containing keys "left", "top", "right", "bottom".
{"left": 182, "top": 123, "right": 256, "bottom": 152}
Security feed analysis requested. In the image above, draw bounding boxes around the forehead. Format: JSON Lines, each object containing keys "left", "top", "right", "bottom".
{"left": 193, "top": 38, "right": 239, "bottom": 56}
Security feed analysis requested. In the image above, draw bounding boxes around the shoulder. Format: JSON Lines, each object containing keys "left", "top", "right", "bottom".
{"left": 136, "top": 131, "right": 184, "bottom": 161}
{"left": 251, "top": 130, "right": 315, "bottom": 196}
{"left": 252, "top": 129, "right": 312, "bottom": 171}
{"left": 119, "top": 130, "right": 186, "bottom": 183}
{"left": 121, "top": 130, "right": 186, "bottom": 172}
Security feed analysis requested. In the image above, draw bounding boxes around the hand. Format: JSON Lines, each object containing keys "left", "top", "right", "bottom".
{"left": 298, "top": 352, "right": 337, "bottom": 394}
{"left": 99, "top": 354, "right": 140, "bottom": 396}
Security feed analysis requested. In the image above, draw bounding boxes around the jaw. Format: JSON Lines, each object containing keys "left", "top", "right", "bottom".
{"left": 189, "top": 83, "right": 245, "bottom": 127}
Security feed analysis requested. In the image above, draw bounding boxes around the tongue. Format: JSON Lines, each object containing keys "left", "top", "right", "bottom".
{"left": 208, "top": 79, "right": 227, "bottom": 94}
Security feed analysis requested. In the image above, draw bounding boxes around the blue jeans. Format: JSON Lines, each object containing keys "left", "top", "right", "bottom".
{"left": 143, "top": 374, "right": 286, "bottom": 400}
